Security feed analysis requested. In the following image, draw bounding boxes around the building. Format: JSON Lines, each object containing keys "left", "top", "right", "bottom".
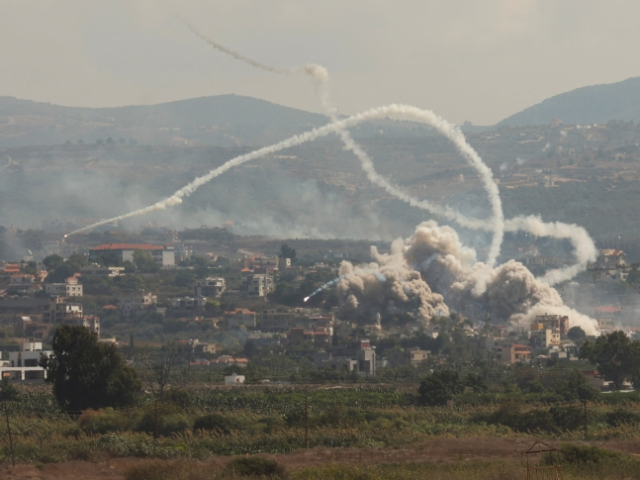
{"left": 42, "top": 296, "right": 83, "bottom": 324}
{"left": 9, "top": 274, "right": 35, "bottom": 289}
{"left": 258, "top": 310, "right": 298, "bottom": 332}
{"left": 194, "top": 343, "right": 217, "bottom": 355}
{"left": 224, "top": 373, "right": 245, "bottom": 385}
{"left": 62, "top": 315, "right": 100, "bottom": 337}
{"left": 592, "top": 249, "right": 626, "bottom": 269}
{"left": 499, "top": 344, "right": 532, "bottom": 365}
{"left": 406, "top": 347, "right": 431, "bottom": 367}
{"left": 80, "top": 266, "right": 125, "bottom": 277}
{"left": 240, "top": 273, "right": 274, "bottom": 297}
{"left": 1, "top": 343, "right": 53, "bottom": 382}
{"left": 316, "top": 339, "right": 377, "bottom": 376}
{"left": 224, "top": 309, "right": 257, "bottom": 328}
{"left": 288, "top": 327, "right": 331, "bottom": 347}
{"left": 532, "top": 314, "right": 569, "bottom": 336}
{"left": 194, "top": 277, "right": 226, "bottom": 298}
{"left": 44, "top": 277, "right": 83, "bottom": 297}
{"left": 278, "top": 257, "right": 291, "bottom": 270}
{"left": 170, "top": 296, "right": 207, "bottom": 309}
{"left": 530, "top": 327, "right": 561, "bottom": 349}
{"left": 89, "top": 244, "right": 175, "bottom": 267}
{"left": 117, "top": 293, "right": 157, "bottom": 313}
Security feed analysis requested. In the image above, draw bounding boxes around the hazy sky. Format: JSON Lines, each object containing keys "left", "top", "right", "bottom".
{"left": 2, "top": 1, "right": 640, "bottom": 125}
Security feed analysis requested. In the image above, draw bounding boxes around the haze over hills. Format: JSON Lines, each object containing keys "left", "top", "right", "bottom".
{"left": 498, "top": 77, "right": 640, "bottom": 127}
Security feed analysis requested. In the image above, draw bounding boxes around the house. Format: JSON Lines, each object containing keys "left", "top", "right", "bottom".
{"left": 406, "top": 347, "right": 431, "bottom": 367}
{"left": 89, "top": 244, "right": 175, "bottom": 267}
{"left": 240, "top": 273, "right": 274, "bottom": 297}
{"left": 498, "top": 344, "right": 532, "bottom": 365}
{"left": 224, "top": 309, "right": 257, "bottom": 329}
{"left": 530, "top": 327, "right": 561, "bottom": 348}
{"left": 80, "top": 266, "right": 125, "bottom": 277}
{"left": 224, "top": 373, "right": 245, "bottom": 385}
{"left": 117, "top": 293, "right": 157, "bottom": 313}
{"left": 194, "top": 277, "right": 226, "bottom": 298}
{"left": 10, "top": 274, "right": 35, "bottom": 289}
{"left": 592, "top": 249, "right": 626, "bottom": 269}
{"left": 194, "top": 343, "right": 217, "bottom": 355}
{"left": 170, "top": 296, "right": 207, "bottom": 309}
{"left": 258, "top": 310, "right": 297, "bottom": 332}
{"left": 288, "top": 327, "right": 331, "bottom": 347}
{"left": 45, "top": 277, "right": 83, "bottom": 297}
{"left": 315, "top": 339, "right": 377, "bottom": 376}
{"left": 42, "top": 296, "right": 83, "bottom": 324}
{"left": 1, "top": 342, "right": 53, "bottom": 382}
{"left": 3, "top": 264, "right": 21, "bottom": 275}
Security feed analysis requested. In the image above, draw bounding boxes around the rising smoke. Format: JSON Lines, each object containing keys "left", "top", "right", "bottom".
{"left": 63, "top": 23, "right": 600, "bottom": 333}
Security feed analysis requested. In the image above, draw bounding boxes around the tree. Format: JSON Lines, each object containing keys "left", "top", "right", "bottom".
{"left": 279, "top": 243, "right": 296, "bottom": 261}
{"left": 133, "top": 249, "right": 159, "bottom": 273}
{"left": 417, "top": 370, "right": 465, "bottom": 406}
{"left": 580, "top": 331, "right": 640, "bottom": 390}
{"left": 568, "top": 326, "right": 586, "bottom": 342}
{"left": 144, "top": 341, "right": 191, "bottom": 400}
{"left": 43, "top": 254, "right": 64, "bottom": 270}
{"left": 40, "top": 325, "right": 141, "bottom": 411}
{"left": 0, "top": 377, "right": 18, "bottom": 402}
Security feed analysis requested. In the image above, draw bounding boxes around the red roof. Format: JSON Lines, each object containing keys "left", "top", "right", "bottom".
{"left": 225, "top": 308, "right": 256, "bottom": 315}
{"left": 90, "top": 243, "right": 165, "bottom": 251}
{"left": 512, "top": 344, "right": 531, "bottom": 349}
{"left": 596, "top": 306, "right": 622, "bottom": 313}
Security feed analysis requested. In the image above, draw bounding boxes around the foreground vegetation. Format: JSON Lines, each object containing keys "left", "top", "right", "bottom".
{"left": 4, "top": 386, "right": 640, "bottom": 466}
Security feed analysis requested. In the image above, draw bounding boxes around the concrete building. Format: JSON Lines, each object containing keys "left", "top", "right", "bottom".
{"left": 224, "top": 309, "right": 257, "bottom": 328}
{"left": 45, "top": 277, "right": 83, "bottom": 297}
{"left": 406, "top": 347, "right": 431, "bottom": 367}
{"left": 530, "top": 327, "right": 561, "bottom": 348}
{"left": 9, "top": 274, "right": 35, "bottom": 289}
{"left": 498, "top": 344, "right": 532, "bottom": 365}
{"left": 170, "top": 296, "right": 207, "bottom": 309}
{"left": 117, "top": 293, "right": 157, "bottom": 313}
{"left": 80, "top": 266, "right": 125, "bottom": 277}
{"left": 194, "top": 277, "right": 226, "bottom": 298}
{"left": 42, "top": 296, "right": 83, "bottom": 324}
{"left": 240, "top": 273, "right": 274, "bottom": 297}
{"left": 1, "top": 342, "right": 53, "bottom": 382}
{"left": 224, "top": 373, "right": 245, "bottom": 385}
{"left": 278, "top": 257, "right": 291, "bottom": 270}
{"left": 89, "top": 244, "right": 175, "bottom": 267}
{"left": 532, "top": 314, "right": 570, "bottom": 336}
{"left": 258, "top": 310, "right": 298, "bottom": 332}
{"left": 593, "top": 249, "right": 626, "bottom": 269}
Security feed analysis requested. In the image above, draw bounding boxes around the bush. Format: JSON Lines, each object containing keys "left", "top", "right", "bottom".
{"left": 193, "top": 413, "right": 241, "bottom": 434}
{"left": 125, "top": 460, "right": 212, "bottom": 480}
{"left": 549, "top": 405, "right": 584, "bottom": 431}
{"left": 224, "top": 456, "right": 286, "bottom": 479}
{"left": 606, "top": 409, "right": 640, "bottom": 427}
{"left": 79, "top": 407, "right": 128, "bottom": 434}
{"left": 136, "top": 403, "right": 190, "bottom": 436}
{"left": 559, "top": 444, "right": 623, "bottom": 464}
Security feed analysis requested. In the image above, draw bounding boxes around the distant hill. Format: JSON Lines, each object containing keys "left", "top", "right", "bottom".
{"left": 0, "top": 94, "right": 330, "bottom": 147}
{"left": 498, "top": 77, "right": 640, "bottom": 126}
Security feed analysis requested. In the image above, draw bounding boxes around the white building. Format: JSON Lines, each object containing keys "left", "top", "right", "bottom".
{"left": 224, "top": 373, "right": 245, "bottom": 385}
{"left": 45, "top": 277, "right": 83, "bottom": 297}
{"left": 1, "top": 342, "right": 53, "bottom": 382}
{"left": 9, "top": 274, "right": 35, "bottom": 289}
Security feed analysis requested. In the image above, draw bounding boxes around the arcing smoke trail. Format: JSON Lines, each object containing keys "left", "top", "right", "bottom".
{"left": 65, "top": 105, "right": 495, "bottom": 237}
{"left": 178, "top": 20, "right": 503, "bottom": 265}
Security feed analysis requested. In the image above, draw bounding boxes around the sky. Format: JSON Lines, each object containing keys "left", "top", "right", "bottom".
{"left": 2, "top": 1, "right": 640, "bottom": 125}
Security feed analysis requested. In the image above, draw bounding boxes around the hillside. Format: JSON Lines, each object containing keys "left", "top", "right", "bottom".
{"left": 498, "top": 77, "right": 640, "bottom": 126}
{"left": 0, "top": 94, "right": 329, "bottom": 147}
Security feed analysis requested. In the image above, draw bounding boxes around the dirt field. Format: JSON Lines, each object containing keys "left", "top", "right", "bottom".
{"left": 3, "top": 437, "right": 640, "bottom": 480}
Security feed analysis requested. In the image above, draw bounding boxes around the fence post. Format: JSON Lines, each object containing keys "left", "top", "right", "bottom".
{"left": 304, "top": 397, "right": 309, "bottom": 449}
{"left": 4, "top": 400, "right": 15, "bottom": 467}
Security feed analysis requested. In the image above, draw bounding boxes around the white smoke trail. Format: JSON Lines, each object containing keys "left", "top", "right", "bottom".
{"left": 304, "top": 268, "right": 386, "bottom": 302}
{"left": 504, "top": 216, "right": 598, "bottom": 285}
{"left": 65, "top": 104, "right": 498, "bottom": 237}
{"left": 178, "top": 19, "right": 503, "bottom": 265}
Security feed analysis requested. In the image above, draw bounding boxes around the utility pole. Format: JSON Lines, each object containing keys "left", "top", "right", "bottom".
{"left": 4, "top": 400, "right": 15, "bottom": 467}
{"left": 154, "top": 400, "right": 159, "bottom": 453}
{"left": 583, "top": 400, "right": 588, "bottom": 439}
{"left": 304, "top": 397, "right": 309, "bottom": 449}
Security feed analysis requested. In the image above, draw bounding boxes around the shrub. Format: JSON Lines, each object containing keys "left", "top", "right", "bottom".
{"left": 136, "top": 403, "right": 190, "bottom": 436}
{"left": 549, "top": 405, "right": 584, "bottom": 431}
{"left": 559, "top": 444, "right": 623, "bottom": 464}
{"left": 79, "top": 408, "right": 128, "bottom": 434}
{"left": 125, "top": 460, "right": 212, "bottom": 480}
{"left": 193, "top": 413, "right": 241, "bottom": 434}
{"left": 224, "top": 456, "right": 286, "bottom": 479}
{"left": 606, "top": 409, "right": 640, "bottom": 427}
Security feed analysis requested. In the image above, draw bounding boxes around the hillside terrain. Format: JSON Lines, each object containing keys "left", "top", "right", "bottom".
{"left": 499, "top": 76, "right": 640, "bottom": 126}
